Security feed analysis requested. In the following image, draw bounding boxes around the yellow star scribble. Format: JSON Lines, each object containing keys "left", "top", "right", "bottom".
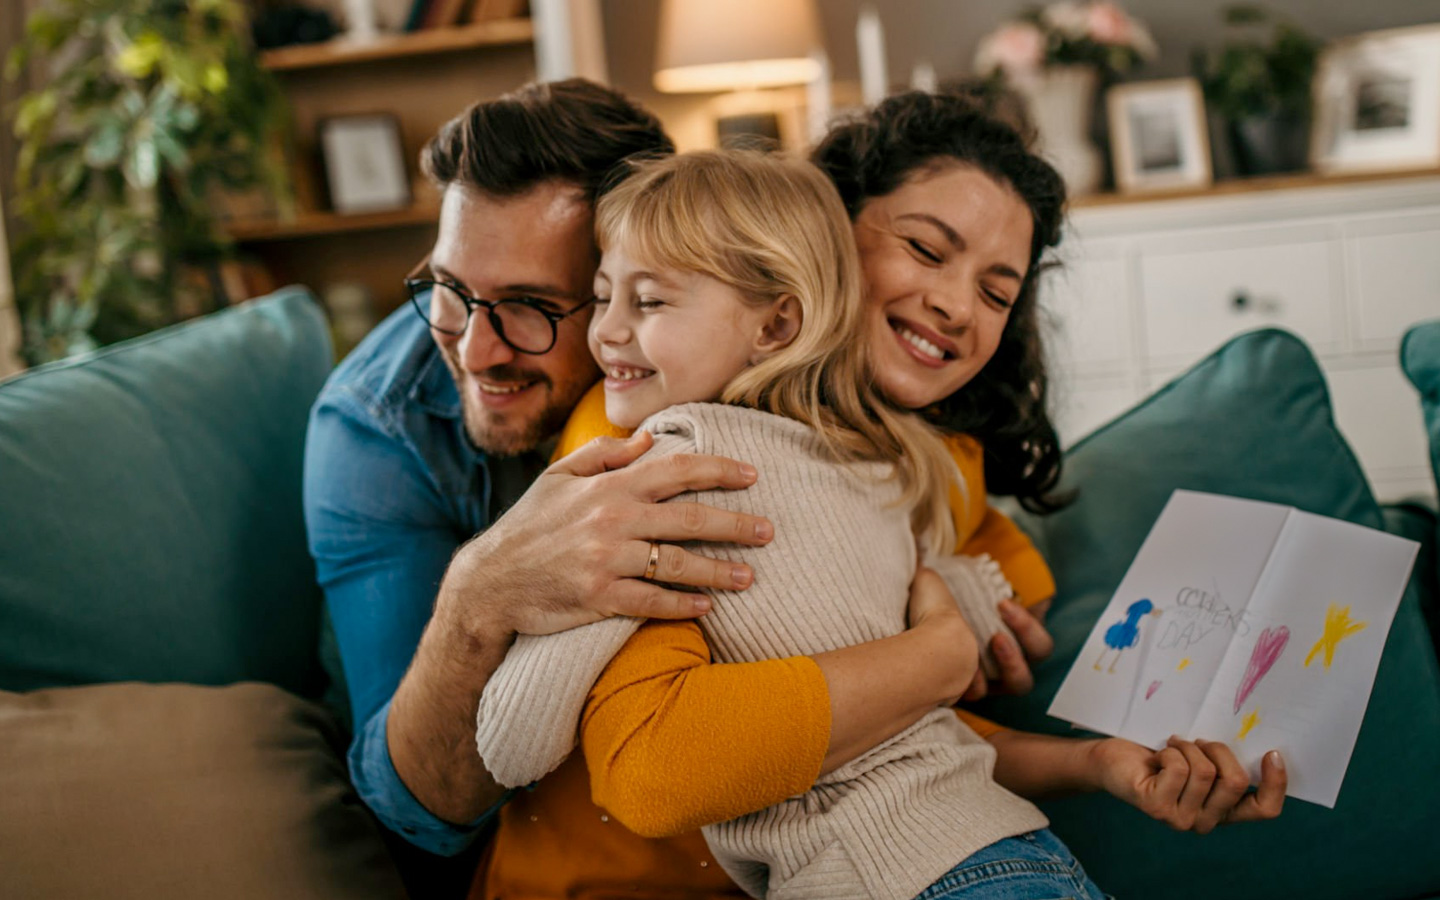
{"left": 1236, "top": 708, "right": 1260, "bottom": 742}
{"left": 1177, "top": 658, "right": 1191, "bottom": 672}
{"left": 1304, "top": 604, "right": 1368, "bottom": 670}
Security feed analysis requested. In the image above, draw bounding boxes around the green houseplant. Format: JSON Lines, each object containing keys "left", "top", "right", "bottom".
{"left": 7, "top": 0, "right": 291, "bottom": 363}
{"left": 1193, "top": 4, "right": 1320, "bottom": 176}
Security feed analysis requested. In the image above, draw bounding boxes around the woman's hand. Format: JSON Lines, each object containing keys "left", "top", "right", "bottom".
{"left": 907, "top": 566, "right": 983, "bottom": 705}
{"left": 1090, "top": 736, "right": 1286, "bottom": 833}
{"left": 965, "top": 599, "right": 1056, "bottom": 700}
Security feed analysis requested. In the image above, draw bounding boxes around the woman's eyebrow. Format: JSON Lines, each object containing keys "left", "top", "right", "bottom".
{"left": 899, "top": 213, "right": 1026, "bottom": 282}
{"left": 898, "top": 213, "right": 965, "bottom": 250}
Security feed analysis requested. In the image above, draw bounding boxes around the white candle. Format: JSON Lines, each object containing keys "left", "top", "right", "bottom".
{"left": 806, "top": 49, "right": 832, "bottom": 144}
{"left": 856, "top": 4, "right": 888, "bottom": 107}
{"left": 910, "top": 58, "right": 937, "bottom": 94}
{"left": 343, "top": 0, "right": 378, "bottom": 42}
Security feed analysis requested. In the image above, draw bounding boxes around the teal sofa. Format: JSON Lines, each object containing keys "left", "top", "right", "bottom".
{"left": 0, "top": 288, "right": 1436, "bottom": 899}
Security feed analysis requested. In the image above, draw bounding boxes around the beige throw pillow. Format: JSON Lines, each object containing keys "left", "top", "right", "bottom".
{"left": 0, "top": 681, "right": 406, "bottom": 900}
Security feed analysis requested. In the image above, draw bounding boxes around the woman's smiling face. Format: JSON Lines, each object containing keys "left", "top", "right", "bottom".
{"left": 857, "top": 163, "right": 1034, "bottom": 410}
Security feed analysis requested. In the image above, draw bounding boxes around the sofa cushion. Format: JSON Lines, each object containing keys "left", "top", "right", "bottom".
{"left": 1401, "top": 318, "right": 1440, "bottom": 585}
{"left": 983, "top": 328, "right": 1440, "bottom": 900}
{"left": 0, "top": 682, "right": 405, "bottom": 900}
{"left": 0, "top": 289, "right": 332, "bottom": 697}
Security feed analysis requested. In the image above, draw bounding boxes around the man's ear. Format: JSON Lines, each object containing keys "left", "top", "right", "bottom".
{"left": 752, "top": 295, "right": 802, "bottom": 363}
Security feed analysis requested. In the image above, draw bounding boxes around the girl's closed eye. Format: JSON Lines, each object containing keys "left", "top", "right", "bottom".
{"left": 635, "top": 295, "right": 666, "bottom": 311}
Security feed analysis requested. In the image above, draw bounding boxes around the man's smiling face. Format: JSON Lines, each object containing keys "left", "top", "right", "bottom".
{"left": 426, "top": 181, "right": 601, "bottom": 456}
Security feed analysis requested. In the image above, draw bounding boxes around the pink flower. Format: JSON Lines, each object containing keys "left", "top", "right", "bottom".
{"left": 1086, "top": 1, "right": 1157, "bottom": 57}
{"left": 974, "top": 21, "right": 1046, "bottom": 76}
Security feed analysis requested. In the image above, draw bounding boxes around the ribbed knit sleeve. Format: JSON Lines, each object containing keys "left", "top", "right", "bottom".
{"left": 476, "top": 615, "right": 643, "bottom": 788}
{"left": 582, "top": 619, "right": 830, "bottom": 838}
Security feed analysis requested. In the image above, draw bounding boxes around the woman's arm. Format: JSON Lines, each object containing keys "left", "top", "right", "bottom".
{"left": 986, "top": 729, "right": 1288, "bottom": 833}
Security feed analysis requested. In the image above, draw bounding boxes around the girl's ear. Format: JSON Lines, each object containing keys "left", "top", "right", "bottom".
{"left": 752, "top": 295, "right": 802, "bottom": 363}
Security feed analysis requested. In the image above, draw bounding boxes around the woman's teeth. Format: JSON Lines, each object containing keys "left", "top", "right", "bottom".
{"left": 896, "top": 324, "right": 946, "bottom": 360}
{"left": 608, "top": 366, "right": 652, "bottom": 381}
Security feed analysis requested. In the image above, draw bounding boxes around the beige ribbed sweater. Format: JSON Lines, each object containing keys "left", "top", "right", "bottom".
{"left": 476, "top": 403, "right": 1047, "bottom": 900}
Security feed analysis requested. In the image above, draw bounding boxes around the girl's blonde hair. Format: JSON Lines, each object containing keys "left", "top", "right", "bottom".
{"left": 596, "top": 149, "right": 958, "bottom": 551}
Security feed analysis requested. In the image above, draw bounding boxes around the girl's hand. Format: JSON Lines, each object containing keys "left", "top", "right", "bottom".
{"left": 1090, "top": 736, "right": 1286, "bottom": 833}
{"left": 906, "top": 566, "right": 982, "bottom": 706}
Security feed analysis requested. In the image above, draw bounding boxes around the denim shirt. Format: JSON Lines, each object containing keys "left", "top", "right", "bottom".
{"left": 303, "top": 304, "right": 539, "bottom": 855}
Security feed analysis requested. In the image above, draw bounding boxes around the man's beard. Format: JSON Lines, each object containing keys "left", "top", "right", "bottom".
{"left": 456, "top": 363, "right": 596, "bottom": 457}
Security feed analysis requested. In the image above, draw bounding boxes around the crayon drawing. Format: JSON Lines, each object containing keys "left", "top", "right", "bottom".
{"left": 1234, "top": 625, "right": 1289, "bottom": 713}
{"left": 1146, "top": 680, "right": 1161, "bottom": 700}
{"left": 1305, "top": 604, "right": 1368, "bottom": 669}
{"left": 1094, "top": 598, "right": 1160, "bottom": 674}
{"left": 1236, "top": 708, "right": 1260, "bottom": 741}
{"left": 1177, "top": 657, "right": 1191, "bottom": 671}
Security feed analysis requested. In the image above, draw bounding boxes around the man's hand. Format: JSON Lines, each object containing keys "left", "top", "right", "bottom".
{"left": 1091, "top": 736, "right": 1286, "bottom": 833}
{"left": 441, "top": 431, "right": 774, "bottom": 639}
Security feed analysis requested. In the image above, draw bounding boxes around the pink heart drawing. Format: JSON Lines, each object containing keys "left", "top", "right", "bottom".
{"left": 1235, "top": 626, "right": 1290, "bottom": 714}
{"left": 1146, "top": 680, "right": 1161, "bottom": 700}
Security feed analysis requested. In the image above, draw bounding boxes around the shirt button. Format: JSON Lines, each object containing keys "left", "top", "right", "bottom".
{"left": 700, "top": 861, "right": 709, "bottom": 868}
{"left": 529, "top": 815, "right": 538, "bottom": 822}
{"left": 600, "top": 814, "right": 609, "bottom": 823}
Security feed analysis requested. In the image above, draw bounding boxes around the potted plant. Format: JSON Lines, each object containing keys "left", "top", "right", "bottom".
{"left": 976, "top": 1, "right": 1157, "bottom": 196}
{"left": 1193, "top": 4, "right": 1320, "bottom": 176}
{"left": 7, "top": 0, "right": 292, "bottom": 364}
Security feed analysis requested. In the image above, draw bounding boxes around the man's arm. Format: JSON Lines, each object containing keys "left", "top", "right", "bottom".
{"left": 304, "top": 392, "right": 499, "bottom": 853}
{"left": 307, "top": 394, "right": 778, "bottom": 843}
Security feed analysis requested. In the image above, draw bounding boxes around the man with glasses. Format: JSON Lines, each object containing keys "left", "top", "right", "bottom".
{"left": 302, "top": 80, "right": 771, "bottom": 897}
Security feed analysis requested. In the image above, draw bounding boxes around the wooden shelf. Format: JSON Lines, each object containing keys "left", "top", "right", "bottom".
{"left": 227, "top": 201, "right": 441, "bottom": 242}
{"left": 260, "top": 18, "right": 533, "bottom": 72}
{"left": 1072, "top": 165, "right": 1440, "bottom": 209}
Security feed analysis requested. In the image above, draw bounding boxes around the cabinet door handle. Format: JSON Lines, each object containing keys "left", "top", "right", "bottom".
{"left": 1231, "top": 290, "right": 1250, "bottom": 311}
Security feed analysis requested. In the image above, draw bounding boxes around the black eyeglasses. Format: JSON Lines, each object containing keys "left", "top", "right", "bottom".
{"left": 404, "top": 264, "right": 595, "bottom": 355}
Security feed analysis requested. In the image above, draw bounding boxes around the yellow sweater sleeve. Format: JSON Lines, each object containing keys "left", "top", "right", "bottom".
{"left": 556, "top": 385, "right": 831, "bottom": 836}
{"left": 581, "top": 620, "right": 830, "bottom": 838}
{"left": 945, "top": 434, "right": 1056, "bottom": 609}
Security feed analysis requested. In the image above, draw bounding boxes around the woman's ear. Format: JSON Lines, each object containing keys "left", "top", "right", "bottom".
{"left": 752, "top": 295, "right": 802, "bottom": 363}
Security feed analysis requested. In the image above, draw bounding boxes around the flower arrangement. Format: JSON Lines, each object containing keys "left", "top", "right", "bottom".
{"left": 975, "top": 1, "right": 1158, "bottom": 82}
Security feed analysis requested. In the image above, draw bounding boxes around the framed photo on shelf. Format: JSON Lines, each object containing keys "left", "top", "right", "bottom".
{"left": 1310, "top": 25, "right": 1440, "bottom": 175}
{"left": 1107, "top": 78, "right": 1213, "bottom": 194}
{"left": 318, "top": 113, "right": 412, "bottom": 215}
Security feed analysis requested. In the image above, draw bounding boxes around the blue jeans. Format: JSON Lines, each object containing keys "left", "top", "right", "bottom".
{"left": 913, "top": 830, "right": 1109, "bottom": 900}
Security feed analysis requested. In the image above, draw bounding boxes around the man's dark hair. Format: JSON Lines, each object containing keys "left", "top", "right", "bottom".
{"left": 421, "top": 78, "right": 675, "bottom": 203}
{"left": 812, "top": 91, "right": 1071, "bottom": 514}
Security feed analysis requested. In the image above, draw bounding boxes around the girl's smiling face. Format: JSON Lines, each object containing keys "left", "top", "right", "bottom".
{"left": 857, "top": 163, "right": 1034, "bottom": 410}
{"left": 589, "top": 245, "right": 781, "bottom": 429}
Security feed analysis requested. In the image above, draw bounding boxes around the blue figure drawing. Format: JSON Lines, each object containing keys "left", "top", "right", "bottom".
{"left": 1094, "top": 598, "right": 1161, "bottom": 673}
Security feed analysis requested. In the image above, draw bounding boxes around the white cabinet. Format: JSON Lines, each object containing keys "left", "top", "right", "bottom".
{"left": 1044, "top": 174, "right": 1440, "bottom": 503}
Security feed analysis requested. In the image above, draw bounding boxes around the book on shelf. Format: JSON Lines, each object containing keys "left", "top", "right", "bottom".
{"left": 466, "top": 0, "right": 528, "bottom": 23}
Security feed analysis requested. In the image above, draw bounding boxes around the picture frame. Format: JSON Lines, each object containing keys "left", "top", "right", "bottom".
{"left": 1107, "top": 78, "right": 1213, "bottom": 194}
{"left": 318, "top": 113, "right": 412, "bottom": 215}
{"left": 1310, "top": 25, "right": 1440, "bottom": 175}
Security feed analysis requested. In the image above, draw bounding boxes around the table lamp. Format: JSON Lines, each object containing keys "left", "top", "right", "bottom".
{"left": 653, "top": 0, "right": 823, "bottom": 145}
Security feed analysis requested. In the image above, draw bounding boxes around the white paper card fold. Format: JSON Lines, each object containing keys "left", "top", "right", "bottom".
{"left": 1049, "top": 490, "right": 1418, "bottom": 807}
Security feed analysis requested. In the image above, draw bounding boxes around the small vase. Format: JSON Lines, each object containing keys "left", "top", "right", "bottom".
{"left": 1013, "top": 66, "right": 1105, "bottom": 197}
{"left": 1229, "top": 112, "right": 1310, "bottom": 176}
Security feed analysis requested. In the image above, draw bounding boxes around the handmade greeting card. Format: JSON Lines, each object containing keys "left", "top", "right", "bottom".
{"left": 1049, "top": 490, "right": 1419, "bottom": 807}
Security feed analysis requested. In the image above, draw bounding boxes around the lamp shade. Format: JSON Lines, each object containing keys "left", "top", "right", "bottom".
{"left": 654, "top": 0, "right": 822, "bottom": 93}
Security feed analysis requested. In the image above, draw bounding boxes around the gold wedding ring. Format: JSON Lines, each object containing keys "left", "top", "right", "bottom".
{"left": 643, "top": 542, "right": 661, "bottom": 581}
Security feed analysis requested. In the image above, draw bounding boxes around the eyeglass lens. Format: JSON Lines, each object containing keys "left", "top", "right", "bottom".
{"left": 424, "top": 284, "right": 556, "bottom": 352}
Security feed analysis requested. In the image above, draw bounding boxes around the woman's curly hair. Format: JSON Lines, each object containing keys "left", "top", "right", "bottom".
{"left": 812, "top": 90, "right": 1072, "bottom": 514}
